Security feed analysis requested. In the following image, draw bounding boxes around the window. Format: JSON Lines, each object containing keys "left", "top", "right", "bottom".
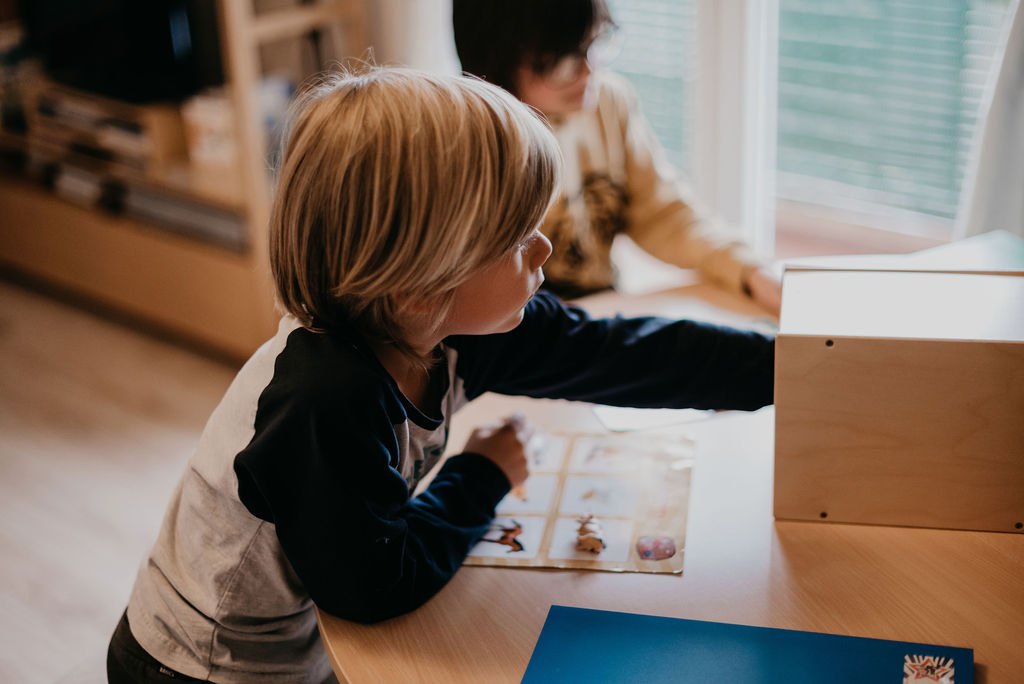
{"left": 607, "top": 0, "right": 695, "bottom": 172}
{"left": 607, "top": 0, "right": 1011, "bottom": 243}
{"left": 777, "top": 0, "right": 1011, "bottom": 235}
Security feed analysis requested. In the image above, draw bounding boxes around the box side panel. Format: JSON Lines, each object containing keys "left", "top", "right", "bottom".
{"left": 774, "top": 335, "right": 1024, "bottom": 533}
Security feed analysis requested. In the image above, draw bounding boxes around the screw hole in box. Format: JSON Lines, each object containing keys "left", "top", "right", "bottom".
{"left": 1016, "top": 522, "right": 1022, "bottom": 529}
{"left": 819, "top": 511, "right": 828, "bottom": 518}
{"left": 825, "top": 339, "right": 834, "bottom": 347}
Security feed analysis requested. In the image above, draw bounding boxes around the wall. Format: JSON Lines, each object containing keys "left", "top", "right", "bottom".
{"left": 364, "top": 0, "right": 460, "bottom": 73}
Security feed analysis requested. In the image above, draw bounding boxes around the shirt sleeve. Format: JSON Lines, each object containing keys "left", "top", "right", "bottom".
{"left": 233, "top": 346, "right": 511, "bottom": 624}
{"left": 608, "top": 74, "right": 762, "bottom": 294}
{"left": 447, "top": 291, "right": 774, "bottom": 410}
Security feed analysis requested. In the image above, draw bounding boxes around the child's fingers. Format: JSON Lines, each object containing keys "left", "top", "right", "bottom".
{"left": 473, "top": 416, "right": 511, "bottom": 437}
{"left": 503, "top": 413, "right": 534, "bottom": 442}
{"left": 503, "top": 412, "right": 525, "bottom": 430}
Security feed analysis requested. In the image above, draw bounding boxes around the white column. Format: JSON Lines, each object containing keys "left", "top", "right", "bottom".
{"left": 364, "top": 0, "right": 461, "bottom": 74}
{"left": 691, "top": 0, "right": 778, "bottom": 257}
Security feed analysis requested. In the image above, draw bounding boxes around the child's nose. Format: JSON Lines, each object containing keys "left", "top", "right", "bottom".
{"left": 579, "top": 58, "right": 594, "bottom": 80}
{"left": 533, "top": 232, "right": 553, "bottom": 268}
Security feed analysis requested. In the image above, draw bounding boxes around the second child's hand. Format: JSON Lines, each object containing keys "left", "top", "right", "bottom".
{"left": 745, "top": 266, "right": 783, "bottom": 317}
{"left": 463, "top": 413, "right": 533, "bottom": 489}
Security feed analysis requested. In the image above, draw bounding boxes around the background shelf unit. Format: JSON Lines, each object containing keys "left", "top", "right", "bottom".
{"left": 0, "top": 0, "right": 368, "bottom": 361}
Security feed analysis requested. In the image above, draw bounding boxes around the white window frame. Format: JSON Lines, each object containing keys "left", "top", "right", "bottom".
{"left": 690, "top": 0, "right": 779, "bottom": 258}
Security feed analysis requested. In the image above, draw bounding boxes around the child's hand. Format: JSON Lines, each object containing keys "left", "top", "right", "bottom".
{"left": 745, "top": 266, "right": 782, "bottom": 317}
{"left": 463, "top": 413, "right": 533, "bottom": 489}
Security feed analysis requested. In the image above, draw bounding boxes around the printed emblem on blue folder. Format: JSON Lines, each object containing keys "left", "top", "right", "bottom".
{"left": 905, "top": 654, "right": 955, "bottom": 683}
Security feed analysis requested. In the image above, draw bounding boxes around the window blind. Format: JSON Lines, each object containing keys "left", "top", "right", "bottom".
{"left": 607, "top": 0, "right": 695, "bottom": 171}
{"left": 608, "top": 0, "right": 1010, "bottom": 229}
{"left": 777, "top": 0, "right": 1010, "bottom": 223}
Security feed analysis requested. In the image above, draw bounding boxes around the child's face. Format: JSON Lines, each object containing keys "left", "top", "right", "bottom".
{"left": 515, "top": 59, "right": 594, "bottom": 116}
{"left": 444, "top": 229, "right": 553, "bottom": 336}
{"left": 514, "top": 26, "right": 619, "bottom": 117}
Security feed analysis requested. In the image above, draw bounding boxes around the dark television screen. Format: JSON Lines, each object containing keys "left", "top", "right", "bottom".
{"left": 19, "top": 0, "right": 224, "bottom": 103}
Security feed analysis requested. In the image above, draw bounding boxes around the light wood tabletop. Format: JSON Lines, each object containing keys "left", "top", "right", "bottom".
{"left": 316, "top": 281, "right": 1024, "bottom": 684}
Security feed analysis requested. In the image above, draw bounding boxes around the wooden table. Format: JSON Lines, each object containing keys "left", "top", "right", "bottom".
{"left": 317, "top": 281, "right": 1024, "bottom": 684}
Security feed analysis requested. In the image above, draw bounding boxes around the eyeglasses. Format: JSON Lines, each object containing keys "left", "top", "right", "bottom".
{"left": 545, "top": 26, "right": 623, "bottom": 86}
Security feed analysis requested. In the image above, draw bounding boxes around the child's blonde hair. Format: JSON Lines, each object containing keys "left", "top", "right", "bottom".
{"left": 269, "top": 65, "right": 561, "bottom": 361}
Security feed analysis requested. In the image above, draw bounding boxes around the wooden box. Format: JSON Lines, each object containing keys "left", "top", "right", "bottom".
{"left": 774, "top": 267, "right": 1024, "bottom": 533}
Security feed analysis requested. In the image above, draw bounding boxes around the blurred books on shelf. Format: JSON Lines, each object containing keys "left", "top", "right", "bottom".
{"left": 24, "top": 80, "right": 187, "bottom": 173}
{"left": 6, "top": 76, "right": 250, "bottom": 249}
{"left": 51, "top": 164, "right": 104, "bottom": 206}
{"left": 122, "top": 184, "right": 247, "bottom": 251}
{"left": 181, "top": 88, "right": 243, "bottom": 204}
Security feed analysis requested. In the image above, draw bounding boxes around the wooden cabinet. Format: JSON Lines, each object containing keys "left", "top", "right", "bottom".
{"left": 774, "top": 266, "right": 1024, "bottom": 534}
{"left": 0, "top": 0, "right": 367, "bottom": 361}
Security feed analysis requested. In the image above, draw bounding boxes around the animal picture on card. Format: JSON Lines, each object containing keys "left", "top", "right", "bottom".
{"left": 548, "top": 516, "right": 634, "bottom": 563}
{"left": 498, "top": 473, "right": 559, "bottom": 515}
{"left": 470, "top": 516, "right": 546, "bottom": 559}
{"left": 530, "top": 434, "right": 569, "bottom": 471}
{"left": 560, "top": 476, "right": 638, "bottom": 517}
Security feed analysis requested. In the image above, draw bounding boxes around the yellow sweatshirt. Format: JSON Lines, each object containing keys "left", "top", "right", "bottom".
{"left": 540, "top": 71, "right": 759, "bottom": 298}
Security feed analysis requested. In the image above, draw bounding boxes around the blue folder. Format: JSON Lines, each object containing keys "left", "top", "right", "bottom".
{"left": 522, "top": 605, "right": 973, "bottom": 683}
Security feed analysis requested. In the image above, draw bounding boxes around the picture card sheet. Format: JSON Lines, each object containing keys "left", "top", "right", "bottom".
{"left": 464, "top": 431, "right": 694, "bottom": 574}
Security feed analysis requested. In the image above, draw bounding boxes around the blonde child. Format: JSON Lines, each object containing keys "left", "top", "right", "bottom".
{"left": 107, "top": 66, "right": 774, "bottom": 683}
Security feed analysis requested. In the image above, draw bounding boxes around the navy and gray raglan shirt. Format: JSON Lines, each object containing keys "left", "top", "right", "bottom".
{"left": 126, "top": 292, "right": 774, "bottom": 682}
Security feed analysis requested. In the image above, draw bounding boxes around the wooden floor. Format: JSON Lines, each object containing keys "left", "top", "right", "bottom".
{"left": 0, "top": 279, "right": 237, "bottom": 684}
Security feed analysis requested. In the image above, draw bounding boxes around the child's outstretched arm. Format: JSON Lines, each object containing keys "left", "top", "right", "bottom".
{"left": 448, "top": 291, "right": 774, "bottom": 410}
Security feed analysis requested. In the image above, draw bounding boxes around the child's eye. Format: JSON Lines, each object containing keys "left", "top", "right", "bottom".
{"left": 518, "top": 231, "right": 539, "bottom": 250}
